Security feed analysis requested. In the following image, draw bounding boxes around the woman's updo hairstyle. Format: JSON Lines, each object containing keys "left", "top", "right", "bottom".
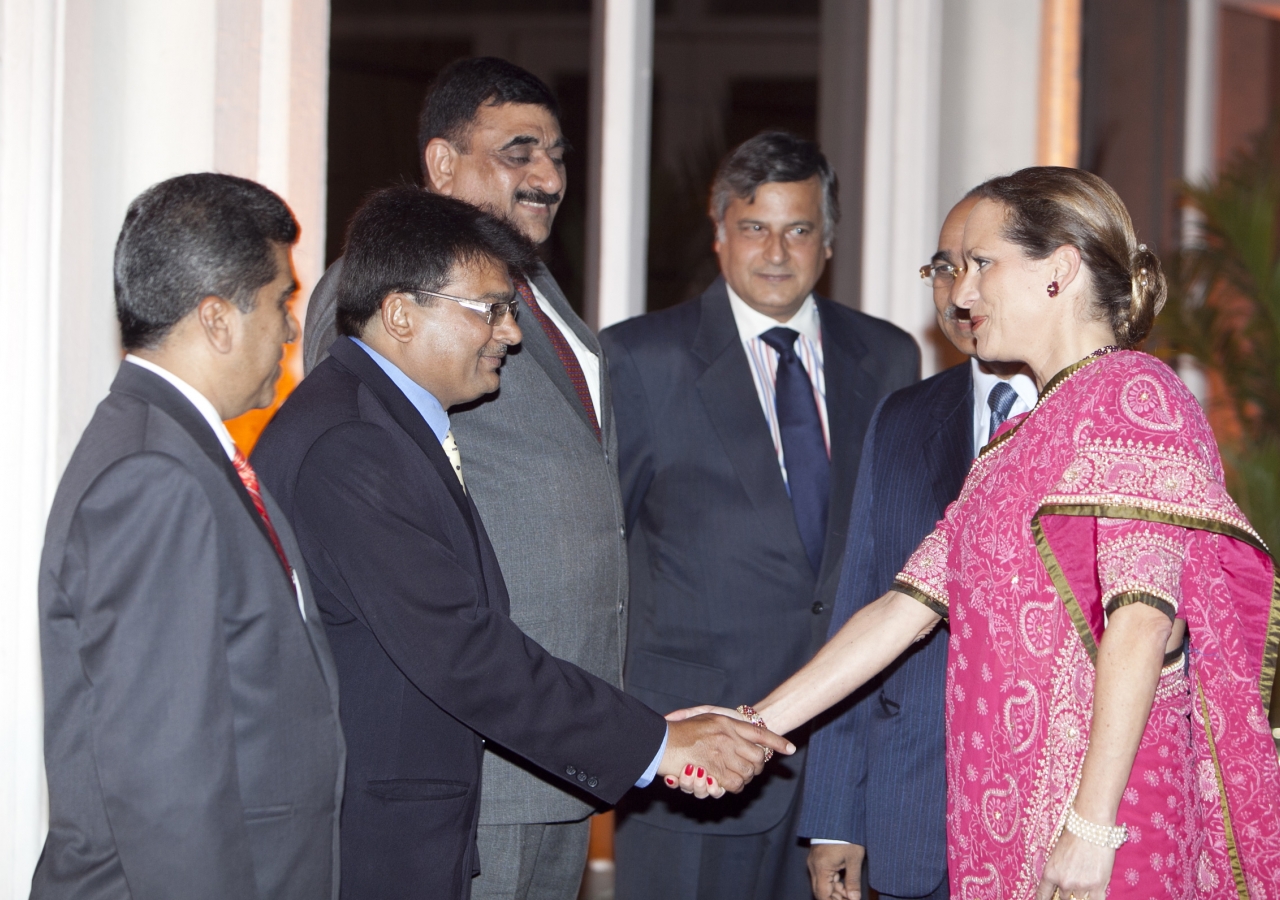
{"left": 972, "top": 167, "right": 1167, "bottom": 347}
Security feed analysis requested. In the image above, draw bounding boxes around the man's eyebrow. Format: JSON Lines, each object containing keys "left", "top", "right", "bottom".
{"left": 931, "top": 251, "right": 954, "bottom": 265}
{"left": 497, "top": 135, "right": 571, "bottom": 153}
{"left": 279, "top": 280, "right": 299, "bottom": 300}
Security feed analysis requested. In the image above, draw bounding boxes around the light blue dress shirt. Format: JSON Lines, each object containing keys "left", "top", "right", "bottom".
{"left": 353, "top": 339, "right": 668, "bottom": 788}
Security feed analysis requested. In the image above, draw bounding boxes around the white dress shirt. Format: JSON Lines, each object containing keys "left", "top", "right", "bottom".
{"left": 123, "top": 354, "right": 307, "bottom": 620}
{"left": 726, "top": 285, "right": 829, "bottom": 487}
{"left": 529, "top": 280, "right": 602, "bottom": 422}
{"left": 970, "top": 358, "right": 1037, "bottom": 455}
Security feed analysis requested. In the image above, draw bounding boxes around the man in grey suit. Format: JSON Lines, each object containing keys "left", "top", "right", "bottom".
{"left": 303, "top": 57, "right": 633, "bottom": 899}
{"left": 34, "top": 173, "right": 345, "bottom": 899}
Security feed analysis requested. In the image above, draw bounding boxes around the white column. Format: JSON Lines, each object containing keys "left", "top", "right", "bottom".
{"left": 586, "top": 0, "right": 655, "bottom": 330}
{"left": 818, "top": 0, "right": 869, "bottom": 310}
{"left": 860, "top": 0, "right": 943, "bottom": 370}
{"left": 1183, "top": 0, "right": 1219, "bottom": 236}
{"left": 0, "top": 0, "right": 64, "bottom": 892}
{"left": 0, "top": 1, "right": 329, "bottom": 892}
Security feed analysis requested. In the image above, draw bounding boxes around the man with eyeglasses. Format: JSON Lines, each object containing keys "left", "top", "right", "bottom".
{"left": 301, "top": 56, "right": 644, "bottom": 900}
{"left": 797, "top": 192, "right": 1034, "bottom": 900}
{"left": 252, "top": 188, "right": 792, "bottom": 900}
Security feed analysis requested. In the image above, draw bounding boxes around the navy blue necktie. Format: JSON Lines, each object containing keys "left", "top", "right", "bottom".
{"left": 759, "top": 327, "right": 829, "bottom": 574}
{"left": 987, "top": 381, "right": 1019, "bottom": 444}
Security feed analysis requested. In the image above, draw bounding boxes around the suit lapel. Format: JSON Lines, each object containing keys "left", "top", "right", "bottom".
{"left": 524, "top": 266, "right": 601, "bottom": 440}
{"left": 924, "top": 363, "right": 975, "bottom": 514}
{"left": 112, "top": 363, "right": 290, "bottom": 588}
{"left": 814, "top": 299, "right": 877, "bottom": 586}
{"left": 328, "top": 338, "right": 477, "bottom": 535}
{"left": 693, "top": 280, "right": 811, "bottom": 576}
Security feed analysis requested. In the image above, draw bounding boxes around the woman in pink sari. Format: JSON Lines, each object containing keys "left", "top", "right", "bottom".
{"left": 676, "top": 168, "right": 1280, "bottom": 898}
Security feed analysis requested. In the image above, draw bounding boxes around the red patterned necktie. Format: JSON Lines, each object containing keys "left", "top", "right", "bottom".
{"left": 232, "top": 449, "right": 291, "bottom": 575}
{"left": 512, "top": 276, "right": 601, "bottom": 442}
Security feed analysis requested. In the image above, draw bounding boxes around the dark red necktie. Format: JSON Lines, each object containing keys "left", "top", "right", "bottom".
{"left": 513, "top": 276, "right": 600, "bottom": 441}
{"left": 233, "top": 449, "right": 291, "bottom": 576}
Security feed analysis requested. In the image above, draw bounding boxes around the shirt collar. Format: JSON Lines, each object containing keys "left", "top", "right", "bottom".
{"left": 123, "top": 355, "right": 238, "bottom": 460}
{"left": 352, "top": 338, "right": 451, "bottom": 444}
{"left": 970, "top": 357, "right": 1038, "bottom": 411}
{"left": 726, "top": 283, "right": 820, "bottom": 346}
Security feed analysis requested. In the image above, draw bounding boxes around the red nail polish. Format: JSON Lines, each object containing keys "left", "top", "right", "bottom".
{"left": 684, "top": 764, "right": 694, "bottom": 776}
{"left": 696, "top": 767, "right": 705, "bottom": 778}
{"left": 665, "top": 776, "right": 675, "bottom": 786}
{"left": 707, "top": 776, "right": 714, "bottom": 786}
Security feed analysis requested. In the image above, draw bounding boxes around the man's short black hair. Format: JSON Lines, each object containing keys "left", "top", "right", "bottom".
{"left": 709, "top": 131, "right": 840, "bottom": 246}
{"left": 114, "top": 173, "right": 298, "bottom": 350}
{"left": 335, "top": 186, "right": 539, "bottom": 337}
{"left": 416, "top": 57, "right": 560, "bottom": 179}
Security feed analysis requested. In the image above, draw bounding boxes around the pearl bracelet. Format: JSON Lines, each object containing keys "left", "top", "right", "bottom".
{"left": 735, "top": 705, "right": 773, "bottom": 762}
{"left": 1064, "top": 807, "right": 1128, "bottom": 850}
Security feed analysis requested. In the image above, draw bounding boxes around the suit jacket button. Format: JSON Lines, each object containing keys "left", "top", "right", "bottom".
{"left": 588, "top": 777, "right": 598, "bottom": 788}
{"left": 811, "top": 601, "right": 825, "bottom": 614}
{"left": 566, "top": 766, "right": 576, "bottom": 776}
{"left": 577, "top": 772, "right": 588, "bottom": 783}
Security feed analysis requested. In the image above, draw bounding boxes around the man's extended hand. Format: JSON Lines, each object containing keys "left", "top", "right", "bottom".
{"left": 655, "top": 713, "right": 794, "bottom": 798}
{"left": 808, "top": 843, "right": 864, "bottom": 900}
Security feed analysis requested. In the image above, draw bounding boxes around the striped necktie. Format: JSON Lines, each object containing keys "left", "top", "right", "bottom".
{"left": 987, "top": 381, "right": 1019, "bottom": 444}
{"left": 512, "top": 275, "right": 601, "bottom": 442}
{"left": 232, "top": 449, "right": 291, "bottom": 576}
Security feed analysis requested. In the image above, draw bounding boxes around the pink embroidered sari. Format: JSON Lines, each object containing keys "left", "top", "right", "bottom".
{"left": 895, "top": 351, "right": 1280, "bottom": 899}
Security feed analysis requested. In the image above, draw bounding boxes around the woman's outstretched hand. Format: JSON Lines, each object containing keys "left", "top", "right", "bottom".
{"left": 659, "top": 706, "right": 782, "bottom": 797}
{"left": 1034, "top": 830, "right": 1114, "bottom": 900}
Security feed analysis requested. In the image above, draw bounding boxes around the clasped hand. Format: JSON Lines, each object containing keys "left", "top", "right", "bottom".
{"left": 655, "top": 705, "right": 793, "bottom": 799}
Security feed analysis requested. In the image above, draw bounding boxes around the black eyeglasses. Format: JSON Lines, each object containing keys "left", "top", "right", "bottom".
{"left": 406, "top": 289, "right": 520, "bottom": 325}
{"left": 918, "top": 262, "right": 966, "bottom": 287}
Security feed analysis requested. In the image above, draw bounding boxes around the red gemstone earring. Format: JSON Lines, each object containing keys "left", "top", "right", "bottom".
{"left": 1047, "top": 281, "right": 1060, "bottom": 298}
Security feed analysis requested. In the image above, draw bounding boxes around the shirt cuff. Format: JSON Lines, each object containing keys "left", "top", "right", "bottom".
{"left": 635, "top": 725, "right": 669, "bottom": 788}
{"left": 809, "top": 839, "right": 853, "bottom": 845}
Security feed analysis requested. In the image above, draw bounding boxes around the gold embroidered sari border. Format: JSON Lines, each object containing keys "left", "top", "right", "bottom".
{"left": 1198, "top": 683, "right": 1250, "bottom": 900}
{"left": 892, "top": 578, "right": 949, "bottom": 619}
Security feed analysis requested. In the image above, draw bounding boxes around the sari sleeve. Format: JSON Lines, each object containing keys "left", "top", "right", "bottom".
{"left": 892, "top": 505, "right": 956, "bottom": 619}
{"left": 1096, "top": 517, "right": 1193, "bottom": 624}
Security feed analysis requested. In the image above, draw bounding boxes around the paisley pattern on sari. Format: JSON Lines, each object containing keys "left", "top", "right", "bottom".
{"left": 895, "top": 351, "right": 1280, "bottom": 899}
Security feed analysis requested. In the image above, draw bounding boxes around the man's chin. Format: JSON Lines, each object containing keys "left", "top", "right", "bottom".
{"left": 511, "top": 209, "right": 555, "bottom": 245}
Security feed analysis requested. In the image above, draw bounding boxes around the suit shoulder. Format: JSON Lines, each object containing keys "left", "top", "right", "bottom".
{"left": 879, "top": 362, "right": 969, "bottom": 415}
{"left": 819, "top": 299, "right": 916, "bottom": 351}
{"left": 599, "top": 297, "right": 701, "bottom": 354}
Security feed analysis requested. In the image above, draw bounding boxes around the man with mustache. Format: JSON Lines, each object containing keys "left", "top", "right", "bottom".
{"left": 798, "top": 193, "right": 1035, "bottom": 900}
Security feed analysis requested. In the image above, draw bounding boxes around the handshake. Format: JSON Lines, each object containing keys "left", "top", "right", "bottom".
{"left": 653, "top": 704, "right": 793, "bottom": 799}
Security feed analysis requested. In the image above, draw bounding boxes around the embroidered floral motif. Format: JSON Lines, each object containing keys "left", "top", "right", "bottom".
{"left": 1098, "top": 526, "right": 1188, "bottom": 614}
{"left": 1120, "top": 373, "right": 1184, "bottom": 432}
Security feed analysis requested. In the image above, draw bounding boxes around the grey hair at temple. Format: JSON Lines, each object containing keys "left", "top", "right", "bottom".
{"left": 708, "top": 131, "right": 840, "bottom": 246}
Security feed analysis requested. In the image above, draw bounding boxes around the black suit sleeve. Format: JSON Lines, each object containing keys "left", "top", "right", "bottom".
{"left": 66, "top": 453, "right": 261, "bottom": 899}
{"left": 293, "top": 422, "right": 666, "bottom": 803}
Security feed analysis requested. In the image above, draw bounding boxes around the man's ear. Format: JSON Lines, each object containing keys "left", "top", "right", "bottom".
{"left": 424, "top": 138, "right": 458, "bottom": 195}
{"left": 195, "top": 295, "right": 236, "bottom": 354}
{"left": 379, "top": 293, "right": 417, "bottom": 344}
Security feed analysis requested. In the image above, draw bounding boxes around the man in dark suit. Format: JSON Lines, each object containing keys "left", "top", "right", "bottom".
{"left": 253, "top": 187, "right": 792, "bottom": 900}
{"left": 34, "top": 173, "right": 345, "bottom": 899}
{"left": 798, "top": 194, "right": 1036, "bottom": 900}
{"left": 601, "top": 132, "right": 920, "bottom": 900}
{"left": 302, "top": 58, "right": 641, "bottom": 899}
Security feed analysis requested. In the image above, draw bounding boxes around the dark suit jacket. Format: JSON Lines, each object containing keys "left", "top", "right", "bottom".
{"left": 600, "top": 278, "right": 919, "bottom": 835}
{"left": 251, "top": 337, "right": 667, "bottom": 900}
{"left": 34, "top": 362, "right": 345, "bottom": 900}
{"left": 304, "top": 259, "right": 631, "bottom": 825}
{"left": 796, "top": 361, "right": 973, "bottom": 896}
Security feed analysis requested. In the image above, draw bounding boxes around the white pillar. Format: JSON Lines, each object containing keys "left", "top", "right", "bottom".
{"left": 0, "top": 1, "right": 329, "bottom": 892}
{"left": 860, "top": 0, "right": 943, "bottom": 369}
{"left": 0, "top": 0, "right": 64, "bottom": 892}
{"left": 818, "top": 0, "right": 869, "bottom": 310}
{"left": 1183, "top": 0, "right": 1218, "bottom": 239}
{"left": 586, "top": 0, "right": 655, "bottom": 330}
